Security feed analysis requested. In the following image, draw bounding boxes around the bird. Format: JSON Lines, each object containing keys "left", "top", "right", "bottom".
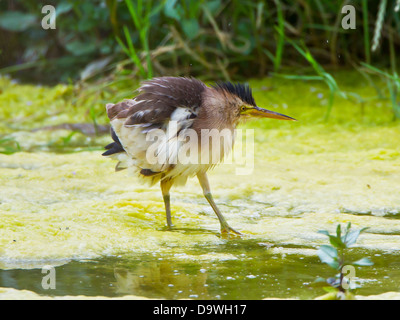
{"left": 102, "top": 77, "right": 295, "bottom": 235}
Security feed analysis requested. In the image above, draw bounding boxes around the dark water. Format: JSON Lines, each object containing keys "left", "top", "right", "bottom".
{"left": 1, "top": 240, "right": 399, "bottom": 299}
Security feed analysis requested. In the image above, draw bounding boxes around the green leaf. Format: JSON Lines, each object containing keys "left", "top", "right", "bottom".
{"left": 317, "top": 245, "right": 339, "bottom": 269}
{"left": 65, "top": 40, "right": 97, "bottom": 56}
{"left": 203, "top": 0, "right": 222, "bottom": 13}
{"left": 318, "top": 229, "right": 345, "bottom": 249}
{"left": 0, "top": 137, "right": 21, "bottom": 154}
{"left": 336, "top": 224, "right": 341, "bottom": 238}
{"left": 57, "top": 1, "right": 73, "bottom": 16}
{"left": 353, "top": 257, "right": 374, "bottom": 266}
{"left": 61, "top": 131, "right": 77, "bottom": 146}
{"left": 164, "top": 0, "right": 180, "bottom": 20}
{"left": 0, "top": 11, "right": 36, "bottom": 32}
{"left": 342, "top": 227, "right": 369, "bottom": 247}
{"left": 328, "top": 235, "right": 345, "bottom": 249}
{"left": 182, "top": 19, "right": 200, "bottom": 40}
{"left": 318, "top": 230, "right": 330, "bottom": 236}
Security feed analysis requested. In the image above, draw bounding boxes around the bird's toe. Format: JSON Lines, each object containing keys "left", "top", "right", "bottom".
{"left": 221, "top": 225, "right": 242, "bottom": 236}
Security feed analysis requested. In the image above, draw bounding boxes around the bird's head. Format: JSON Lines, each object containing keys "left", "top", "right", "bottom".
{"left": 211, "top": 82, "right": 296, "bottom": 122}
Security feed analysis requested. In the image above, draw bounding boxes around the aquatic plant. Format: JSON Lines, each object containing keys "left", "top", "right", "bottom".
{"left": 315, "top": 223, "right": 373, "bottom": 300}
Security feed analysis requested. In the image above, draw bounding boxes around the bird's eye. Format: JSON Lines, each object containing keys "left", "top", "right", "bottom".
{"left": 241, "top": 106, "right": 247, "bottom": 112}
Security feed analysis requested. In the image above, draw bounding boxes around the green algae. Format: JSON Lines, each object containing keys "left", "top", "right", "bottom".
{"left": 0, "top": 71, "right": 399, "bottom": 299}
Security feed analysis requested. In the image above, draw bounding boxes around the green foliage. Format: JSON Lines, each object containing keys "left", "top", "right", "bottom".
{"left": 361, "top": 0, "right": 370, "bottom": 64}
{"left": 0, "top": 0, "right": 115, "bottom": 83}
{"left": 317, "top": 244, "right": 340, "bottom": 270}
{"left": 0, "top": 137, "right": 21, "bottom": 154}
{"left": 0, "top": 11, "right": 37, "bottom": 32}
{"left": 360, "top": 63, "right": 400, "bottom": 119}
{"left": 273, "top": 36, "right": 348, "bottom": 120}
{"left": 1, "top": 0, "right": 399, "bottom": 84}
{"left": 315, "top": 223, "right": 373, "bottom": 299}
{"left": 273, "top": 0, "right": 284, "bottom": 72}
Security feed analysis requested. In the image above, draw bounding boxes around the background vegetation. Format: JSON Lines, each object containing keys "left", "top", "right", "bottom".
{"left": 0, "top": 0, "right": 399, "bottom": 154}
{"left": 1, "top": 0, "right": 399, "bottom": 82}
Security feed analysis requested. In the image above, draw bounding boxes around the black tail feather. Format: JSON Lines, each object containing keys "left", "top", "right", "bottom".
{"left": 102, "top": 127, "right": 125, "bottom": 156}
{"left": 140, "top": 169, "right": 161, "bottom": 176}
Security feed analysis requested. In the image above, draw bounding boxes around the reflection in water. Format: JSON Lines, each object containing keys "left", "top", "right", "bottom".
{"left": 0, "top": 246, "right": 399, "bottom": 299}
{"left": 114, "top": 260, "right": 209, "bottom": 299}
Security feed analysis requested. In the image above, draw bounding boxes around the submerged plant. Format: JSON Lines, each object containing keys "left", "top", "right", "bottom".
{"left": 315, "top": 223, "right": 373, "bottom": 300}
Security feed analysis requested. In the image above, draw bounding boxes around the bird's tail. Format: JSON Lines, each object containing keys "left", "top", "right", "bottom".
{"left": 102, "top": 127, "right": 125, "bottom": 156}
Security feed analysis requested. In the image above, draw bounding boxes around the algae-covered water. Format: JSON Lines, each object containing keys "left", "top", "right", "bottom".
{"left": 0, "top": 73, "right": 399, "bottom": 299}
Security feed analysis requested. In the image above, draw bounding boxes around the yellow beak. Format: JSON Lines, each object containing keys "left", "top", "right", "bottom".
{"left": 248, "top": 106, "right": 296, "bottom": 121}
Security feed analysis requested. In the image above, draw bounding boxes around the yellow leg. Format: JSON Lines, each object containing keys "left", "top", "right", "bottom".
{"left": 161, "top": 179, "right": 173, "bottom": 229}
{"left": 197, "top": 172, "right": 241, "bottom": 235}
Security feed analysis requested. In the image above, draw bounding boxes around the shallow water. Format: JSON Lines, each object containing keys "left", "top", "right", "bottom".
{"left": 1, "top": 74, "right": 400, "bottom": 299}
{"left": 1, "top": 243, "right": 399, "bottom": 299}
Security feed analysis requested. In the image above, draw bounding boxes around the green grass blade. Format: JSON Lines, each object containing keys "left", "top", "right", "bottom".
{"left": 125, "top": 0, "right": 141, "bottom": 29}
{"left": 362, "top": 0, "right": 371, "bottom": 63}
{"left": 140, "top": 26, "right": 153, "bottom": 79}
{"left": 273, "top": 0, "right": 285, "bottom": 72}
{"left": 115, "top": 27, "right": 146, "bottom": 77}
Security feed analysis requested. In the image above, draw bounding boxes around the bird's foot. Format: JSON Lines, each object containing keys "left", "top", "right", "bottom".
{"left": 220, "top": 225, "right": 242, "bottom": 237}
{"left": 161, "top": 223, "right": 174, "bottom": 231}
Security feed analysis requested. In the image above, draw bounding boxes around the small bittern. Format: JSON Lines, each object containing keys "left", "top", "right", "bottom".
{"left": 103, "top": 77, "right": 295, "bottom": 234}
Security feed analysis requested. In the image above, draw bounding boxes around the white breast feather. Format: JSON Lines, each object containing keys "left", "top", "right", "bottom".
{"left": 110, "top": 105, "right": 232, "bottom": 185}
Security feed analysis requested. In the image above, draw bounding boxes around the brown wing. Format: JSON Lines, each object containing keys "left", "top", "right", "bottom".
{"left": 106, "top": 77, "right": 206, "bottom": 126}
{"left": 103, "top": 77, "right": 206, "bottom": 157}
